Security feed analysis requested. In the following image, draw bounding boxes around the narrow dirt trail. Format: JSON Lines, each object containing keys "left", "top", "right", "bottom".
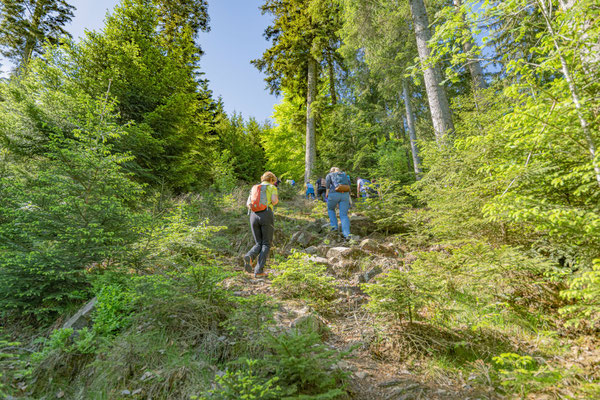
{"left": 227, "top": 202, "right": 498, "bottom": 400}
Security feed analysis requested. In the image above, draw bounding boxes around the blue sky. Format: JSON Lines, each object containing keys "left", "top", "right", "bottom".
{"left": 1, "top": 0, "right": 278, "bottom": 122}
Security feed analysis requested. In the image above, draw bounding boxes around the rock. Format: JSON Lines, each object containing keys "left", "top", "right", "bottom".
{"left": 121, "top": 389, "right": 131, "bottom": 396}
{"left": 378, "top": 379, "right": 405, "bottom": 388}
{"left": 358, "top": 266, "right": 383, "bottom": 283}
{"left": 355, "top": 371, "right": 368, "bottom": 379}
{"left": 62, "top": 297, "right": 97, "bottom": 331}
{"left": 349, "top": 215, "right": 377, "bottom": 236}
{"left": 321, "top": 223, "right": 332, "bottom": 232}
{"left": 308, "top": 219, "right": 326, "bottom": 233}
{"left": 289, "top": 230, "right": 318, "bottom": 248}
{"left": 331, "top": 259, "right": 360, "bottom": 277}
{"left": 290, "top": 314, "right": 328, "bottom": 337}
{"left": 360, "top": 239, "right": 398, "bottom": 257}
{"left": 326, "top": 247, "right": 364, "bottom": 260}
{"left": 335, "top": 360, "right": 358, "bottom": 372}
{"left": 307, "top": 256, "right": 330, "bottom": 266}
{"left": 317, "top": 245, "right": 332, "bottom": 257}
{"left": 132, "top": 389, "right": 142, "bottom": 395}
{"left": 304, "top": 246, "right": 318, "bottom": 255}
{"left": 360, "top": 238, "right": 381, "bottom": 253}
{"left": 373, "top": 257, "right": 401, "bottom": 271}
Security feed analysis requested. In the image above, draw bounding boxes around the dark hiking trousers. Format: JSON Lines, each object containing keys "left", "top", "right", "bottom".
{"left": 246, "top": 209, "right": 274, "bottom": 274}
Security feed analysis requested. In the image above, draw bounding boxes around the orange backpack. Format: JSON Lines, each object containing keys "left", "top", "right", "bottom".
{"left": 249, "top": 184, "right": 268, "bottom": 212}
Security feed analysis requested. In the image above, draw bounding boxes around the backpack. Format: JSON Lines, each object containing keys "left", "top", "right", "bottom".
{"left": 249, "top": 184, "right": 269, "bottom": 212}
{"left": 332, "top": 172, "right": 351, "bottom": 193}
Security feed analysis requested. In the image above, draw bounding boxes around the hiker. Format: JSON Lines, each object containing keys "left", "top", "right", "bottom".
{"left": 316, "top": 176, "right": 327, "bottom": 202}
{"left": 305, "top": 181, "right": 316, "bottom": 200}
{"left": 325, "top": 167, "right": 351, "bottom": 240}
{"left": 275, "top": 177, "right": 282, "bottom": 187}
{"left": 244, "top": 171, "right": 279, "bottom": 278}
{"left": 357, "top": 177, "right": 371, "bottom": 199}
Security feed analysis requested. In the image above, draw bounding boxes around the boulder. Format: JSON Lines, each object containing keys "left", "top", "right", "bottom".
{"left": 326, "top": 247, "right": 364, "bottom": 260}
{"left": 358, "top": 266, "right": 383, "bottom": 283}
{"left": 62, "top": 297, "right": 97, "bottom": 330}
{"left": 331, "top": 259, "right": 360, "bottom": 278}
{"left": 303, "top": 246, "right": 318, "bottom": 255}
{"left": 289, "top": 230, "right": 316, "bottom": 248}
{"left": 316, "top": 245, "right": 332, "bottom": 257}
{"left": 308, "top": 219, "right": 326, "bottom": 234}
{"left": 360, "top": 239, "right": 398, "bottom": 257}
{"left": 349, "top": 215, "right": 378, "bottom": 236}
{"left": 307, "top": 256, "right": 330, "bottom": 266}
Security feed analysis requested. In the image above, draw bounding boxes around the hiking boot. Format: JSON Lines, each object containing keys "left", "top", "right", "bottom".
{"left": 254, "top": 272, "right": 269, "bottom": 279}
{"left": 243, "top": 255, "right": 255, "bottom": 273}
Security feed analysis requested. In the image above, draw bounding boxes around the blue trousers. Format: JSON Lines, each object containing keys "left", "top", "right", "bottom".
{"left": 327, "top": 191, "right": 350, "bottom": 238}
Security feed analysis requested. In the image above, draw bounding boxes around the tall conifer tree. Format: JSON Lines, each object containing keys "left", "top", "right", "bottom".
{"left": 0, "top": 0, "right": 75, "bottom": 71}
{"left": 253, "top": 0, "right": 342, "bottom": 182}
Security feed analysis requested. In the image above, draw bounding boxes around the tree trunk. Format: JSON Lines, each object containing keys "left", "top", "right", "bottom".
{"left": 452, "top": 0, "right": 487, "bottom": 91}
{"left": 409, "top": 0, "right": 454, "bottom": 142}
{"left": 20, "top": 0, "right": 47, "bottom": 71}
{"left": 327, "top": 52, "right": 337, "bottom": 105}
{"left": 305, "top": 56, "right": 317, "bottom": 183}
{"left": 537, "top": 0, "right": 600, "bottom": 187}
{"left": 403, "top": 80, "right": 422, "bottom": 179}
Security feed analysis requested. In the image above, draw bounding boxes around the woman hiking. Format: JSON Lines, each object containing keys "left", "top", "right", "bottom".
{"left": 244, "top": 171, "right": 279, "bottom": 278}
{"left": 325, "top": 167, "right": 352, "bottom": 240}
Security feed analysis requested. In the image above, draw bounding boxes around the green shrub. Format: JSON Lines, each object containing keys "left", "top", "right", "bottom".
{"left": 560, "top": 259, "right": 600, "bottom": 330}
{"left": 277, "top": 181, "right": 299, "bottom": 201}
{"left": 212, "top": 149, "right": 238, "bottom": 193}
{"left": 93, "top": 284, "right": 137, "bottom": 336}
{"left": 362, "top": 267, "right": 439, "bottom": 323}
{"left": 492, "top": 353, "right": 563, "bottom": 396}
{"left": 0, "top": 331, "right": 22, "bottom": 398}
{"left": 264, "top": 330, "right": 348, "bottom": 398}
{"left": 354, "top": 178, "right": 411, "bottom": 234}
{"left": 271, "top": 252, "right": 337, "bottom": 314}
{"left": 198, "top": 359, "right": 282, "bottom": 400}
{"left": 364, "top": 242, "right": 557, "bottom": 330}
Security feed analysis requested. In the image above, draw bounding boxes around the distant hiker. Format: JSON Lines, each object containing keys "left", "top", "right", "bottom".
{"left": 275, "top": 177, "right": 282, "bottom": 187}
{"left": 305, "top": 181, "right": 316, "bottom": 200}
{"left": 357, "top": 177, "right": 371, "bottom": 199}
{"left": 325, "top": 167, "right": 352, "bottom": 240}
{"left": 244, "top": 171, "right": 279, "bottom": 278}
{"left": 316, "top": 177, "right": 327, "bottom": 202}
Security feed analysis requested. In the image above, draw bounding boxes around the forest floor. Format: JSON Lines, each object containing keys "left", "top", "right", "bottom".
{"left": 5, "top": 192, "right": 599, "bottom": 399}
{"left": 219, "top": 196, "right": 502, "bottom": 399}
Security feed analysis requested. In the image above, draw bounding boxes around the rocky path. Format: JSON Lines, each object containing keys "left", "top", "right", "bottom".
{"left": 227, "top": 211, "right": 497, "bottom": 400}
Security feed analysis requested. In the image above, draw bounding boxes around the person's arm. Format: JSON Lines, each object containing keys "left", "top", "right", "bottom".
{"left": 356, "top": 180, "right": 361, "bottom": 198}
{"left": 271, "top": 185, "right": 279, "bottom": 206}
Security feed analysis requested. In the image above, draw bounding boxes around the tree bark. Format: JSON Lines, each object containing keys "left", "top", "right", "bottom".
{"left": 409, "top": 0, "right": 454, "bottom": 142}
{"left": 537, "top": 0, "right": 600, "bottom": 188}
{"left": 452, "top": 0, "right": 487, "bottom": 91}
{"left": 305, "top": 56, "right": 317, "bottom": 183}
{"left": 403, "top": 80, "right": 422, "bottom": 179}
{"left": 327, "top": 52, "right": 337, "bottom": 105}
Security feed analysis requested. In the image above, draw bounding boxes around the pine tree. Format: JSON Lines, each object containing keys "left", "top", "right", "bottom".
{"left": 252, "top": 0, "right": 343, "bottom": 182}
{"left": 0, "top": 0, "right": 75, "bottom": 71}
